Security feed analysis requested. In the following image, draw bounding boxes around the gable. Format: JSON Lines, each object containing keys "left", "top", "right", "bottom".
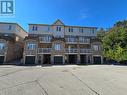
{"left": 52, "top": 19, "right": 65, "bottom": 26}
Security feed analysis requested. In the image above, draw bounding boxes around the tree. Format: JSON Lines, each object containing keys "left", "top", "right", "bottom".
{"left": 97, "top": 28, "right": 106, "bottom": 40}
{"left": 99, "top": 20, "right": 127, "bottom": 63}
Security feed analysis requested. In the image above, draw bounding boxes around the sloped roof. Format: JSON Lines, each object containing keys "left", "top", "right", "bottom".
{"left": 52, "top": 19, "right": 65, "bottom": 26}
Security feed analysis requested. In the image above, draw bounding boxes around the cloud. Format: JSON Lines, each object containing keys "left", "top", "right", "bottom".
{"left": 79, "top": 8, "right": 89, "bottom": 19}
{"left": 80, "top": 13, "right": 88, "bottom": 19}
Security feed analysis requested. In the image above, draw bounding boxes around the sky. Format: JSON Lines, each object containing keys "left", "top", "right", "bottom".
{"left": 0, "top": 0, "right": 127, "bottom": 31}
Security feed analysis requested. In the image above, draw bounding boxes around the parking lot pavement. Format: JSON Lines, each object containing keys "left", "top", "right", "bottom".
{"left": 0, "top": 65, "right": 127, "bottom": 95}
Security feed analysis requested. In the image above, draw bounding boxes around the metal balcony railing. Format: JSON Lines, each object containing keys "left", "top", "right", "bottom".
{"left": 25, "top": 50, "right": 36, "bottom": 55}
{"left": 80, "top": 49, "right": 92, "bottom": 53}
{"left": 66, "top": 48, "right": 78, "bottom": 53}
{"left": 79, "top": 40, "right": 90, "bottom": 44}
{"left": 38, "top": 48, "right": 51, "bottom": 53}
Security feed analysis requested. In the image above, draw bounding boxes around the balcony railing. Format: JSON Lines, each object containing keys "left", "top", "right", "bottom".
{"left": 66, "top": 40, "right": 77, "bottom": 43}
{"left": 38, "top": 48, "right": 51, "bottom": 54}
{"left": 0, "top": 50, "right": 5, "bottom": 55}
{"left": 66, "top": 48, "right": 78, "bottom": 53}
{"left": 79, "top": 40, "right": 90, "bottom": 44}
{"left": 25, "top": 50, "right": 36, "bottom": 55}
{"left": 66, "top": 48, "right": 92, "bottom": 54}
{"left": 80, "top": 49, "right": 92, "bottom": 53}
{"left": 39, "top": 40, "right": 51, "bottom": 43}
{"left": 37, "top": 48, "right": 92, "bottom": 54}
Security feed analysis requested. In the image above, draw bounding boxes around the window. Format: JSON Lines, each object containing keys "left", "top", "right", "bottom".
{"left": 92, "top": 29, "right": 95, "bottom": 34}
{"left": 32, "top": 26, "right": 34, "bottom": 30}
{"left": 67, "top": 36, "right": 76, "bottom": 42}
{"left": 8, "top": 25, "right": 12, "bottom": 30}
{"left": 79, "top": 37, "right": 90, "bottom": 43}
{"left": 54, "top": 43, "right": 61, "bottom": 51}
{"left": 93, "top": 45, "right": 100, "bottom": 51}
{"left": 48, "top": 26, "right": 50, "bottom": 31}
{"left": 56, "top": 26, "right": 61, "bottom": 31}
{"left": 27, "top": 44, "right": 36, "bottom": 50}
{"left": 79, "top": 37, "right": 84, "bottom": 42}
{"left": 0, "top": 43, "right": 5, "bottom": 50}
{"left": 32, "top": 26, "right": 38, "bottom": 31}
{"left": 69, "top": 27, "right": 73, "bottom": 32}
{"left": 79, "top": 28, "right": 83, "bottom": 33}
{"left": 39, "top": 35, "right": 52, "bottom": 42}
{"left": 44, "top": 35, "right": 51, "bottom": 42}
{"left": 35, "top": 26, "right": 38, "bottom": 31}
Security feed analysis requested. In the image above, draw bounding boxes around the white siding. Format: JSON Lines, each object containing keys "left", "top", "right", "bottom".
{"left": 0, "top": 24, "right": 16, "bottom": 33}
{"left": 29, "top": 24, "right": 97, "bottom": 37}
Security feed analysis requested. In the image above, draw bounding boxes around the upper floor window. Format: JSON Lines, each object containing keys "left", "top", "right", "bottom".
{"left": 66, "top": 36, "right": 77, "bottom": 42}
{"left": 27, "top": 43, "right": 36, "bottom": 50}
{"left": 54, "top": 43, "right": 61, "bottom": 51}
{"left": 79, "top": 28, "right": 83, "bottom": 33}
{"left": 93, "top": 45, "right": 100, "bottom": 51}
{"left": 48, "top": 26, "right": 50, "bottom": 31}
{"left": 32, "top": 26, "right": 38, "bottom": 31}
{"left": 44, "top": 36, "right": 51, "bottom": 42}
{"left": 92, "top": 29, "right": 95, "bottom": 34}
{"left": 8, "top": 25, "right": 12, "bottom": 30}
{"left": 79, "top": 37, "right": 90, "bottom": 43}
{"left": 69, "top": 27, "right": 73, "bottom": 32}
{"left": 79, "top": 37, "right": 85, "bottom": 42}
{"left": 0, "top": 43, "right": 5, "bottom": 50}
{"left": 56, "top": 26, "right": 61, "bottom": 31}
{"left": 39, "top": 35, "right": 52, "bottom": 42}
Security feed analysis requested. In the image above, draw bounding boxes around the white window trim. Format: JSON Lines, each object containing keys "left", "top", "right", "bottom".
{"left": 27, "top": 43, "right": 36, "bottom": 50}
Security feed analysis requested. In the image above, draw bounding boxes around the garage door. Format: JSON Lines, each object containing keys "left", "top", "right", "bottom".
{"left": 54, "top": 56, "right": 63, "bottom": 64}
{"left": 69, "top": 55, "right": 77, "bottom": 64}
{"left": 93, "top": 56, "right": 101, "bottom": 64}
{"left": 0, "top": 56, "right": 4, "bottom": 64}
{"left": 25, "top": 56, "right": 35, "bottom": 64}
{"left": 80, "top": 55, "right": 86, "bottom": 64}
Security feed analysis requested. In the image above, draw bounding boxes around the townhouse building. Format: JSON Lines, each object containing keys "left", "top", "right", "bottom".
{"left": 23, "top": 20, "right": 103, "bottom": 65}
{"left": 0, "top": 22, "right": 28, "bottom": 64}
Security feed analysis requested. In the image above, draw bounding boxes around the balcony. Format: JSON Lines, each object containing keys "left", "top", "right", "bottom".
{"left": 38, "top": 48, "right": 51, "bottom": 54}
{"left": 25, "top": 50, "right": 36, "bottom": 55}
{"left": 66, "top": 40, "right": 77, "bottom": 44}
{"left": 80, "top": 49, "right": 92, "bottom": 54}
{"left": 39, "top": 37, "right": 52, "bottom": 43}
{"left": 79, "top": 38, "right": 90, "bottom": 44}
{"left": 39, "top": 40, "right": 51, "bottom": 43}
{"left": 79, "top": 41, "right": 90, "bottom": 44}
{"left": 66, "top": 48, "right": 78, "bottom": 53}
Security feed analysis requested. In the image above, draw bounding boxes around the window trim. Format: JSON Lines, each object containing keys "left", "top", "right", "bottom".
{"left": 69, "top": 27, "right": 73, "bottom": 32}
{"left": 56, "top": 26, "right": 61, "bottom": 31}
{"left": 27, "top": 43, "right": 36, "bottom": 50}
{"left": 93, "top": 45, "right": 100, "bottom": 51}
{"left": 54, "top": 43, "right": 61, "bottom": 51}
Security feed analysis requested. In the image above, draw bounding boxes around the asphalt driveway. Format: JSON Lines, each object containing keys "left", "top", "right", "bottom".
{"left": 0, "top": 65, "right": 127, "bottom": 95}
